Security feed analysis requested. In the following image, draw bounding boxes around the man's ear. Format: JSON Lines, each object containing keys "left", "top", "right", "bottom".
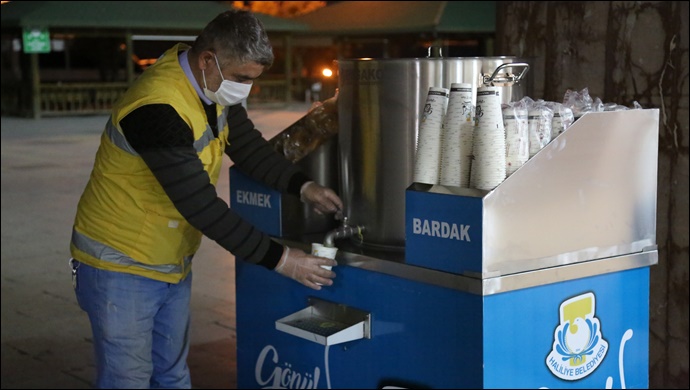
{"left": 198, "top": 51, "right": 215, "bottom": 71}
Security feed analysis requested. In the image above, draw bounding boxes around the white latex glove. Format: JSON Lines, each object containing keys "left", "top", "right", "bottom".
{"left": 300, "top": 181, "right": 344, "bottom": 219}
{"left": 274, "top": 247, "right": 337, "bottom": 290}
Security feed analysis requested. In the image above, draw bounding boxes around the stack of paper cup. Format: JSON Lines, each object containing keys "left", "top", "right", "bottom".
{"left": 470, "top": 86, "right": 506, "bottom": 191}
{"left": 504, "top": 106, "right": 529, "bottom": 177}
{"left": 459, "top": 122, "right": 475, "bottom": 188}
{"left": 440, "top": 83, "right": 473, "bottom": 187}
{"left": 413, "top": 87, "right": 449, "bottom": 185}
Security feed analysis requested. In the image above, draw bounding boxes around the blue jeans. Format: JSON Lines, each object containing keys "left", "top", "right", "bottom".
{"left": 73, "top": 260, "right": 192, "bottom": 389}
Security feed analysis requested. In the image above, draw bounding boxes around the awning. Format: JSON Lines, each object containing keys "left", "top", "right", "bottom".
{"left": 292, "top": 1, "right": 495, "bottom": 35}
{"left": 0, "top": 1, "right": 309, "bottom": 33}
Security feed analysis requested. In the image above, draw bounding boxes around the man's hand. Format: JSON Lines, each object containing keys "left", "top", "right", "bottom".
{"left": 308, "top": 88, "right": 339, "bottom": 113}
{"left": 300, "top": 182, "right": 344, "bottom": 219}
{"left": 309, "top": 101, "right": 323, "bottom": 112}
{"left": 274, "top": 247, "right": 337, "bottom": 290}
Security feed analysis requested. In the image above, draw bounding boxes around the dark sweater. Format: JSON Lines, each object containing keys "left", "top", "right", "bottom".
{"left": 120, "top": 102, "right": 310, "bottom": 269}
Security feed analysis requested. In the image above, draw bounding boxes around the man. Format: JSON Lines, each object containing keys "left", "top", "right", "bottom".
{"left": 69, "top": 9, "right": 343, "bottom": 389}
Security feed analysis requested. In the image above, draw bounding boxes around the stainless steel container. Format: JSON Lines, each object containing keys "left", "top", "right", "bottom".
{"left": 296, "top": 137, "right": 339, "bottom": 234}
{"left": 337, "top": 55, "right": 531, "bottom": 250}
{"left": 278, "top": 137, "right": 340, "bottom": 238}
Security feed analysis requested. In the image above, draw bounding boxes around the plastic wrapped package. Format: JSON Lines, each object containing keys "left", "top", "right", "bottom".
{"left": 527, "top": 100, "right": 554, "bottom": 158}
{"left": 546, "top": 102, "right": 574, "bottom": 138}
{"left": 502, "top": 102, "right": 529, "bottom": 177}
{"left": 269, "top": 93, "right": 339, "bottom": 163}
{"left": 564, "top": 87, "right": 646, "bottom": 119}
{"left": 563, "top": 87, "right": 594, "bottom": 120}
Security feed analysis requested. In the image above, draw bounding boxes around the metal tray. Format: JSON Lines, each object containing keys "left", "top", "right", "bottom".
{"left": 275, "top": 297, "right": 371, "bottom": 346}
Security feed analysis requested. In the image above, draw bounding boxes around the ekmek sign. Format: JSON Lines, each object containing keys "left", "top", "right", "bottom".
{"left": 230, "top": 167, "right": 282, "bottom": 236}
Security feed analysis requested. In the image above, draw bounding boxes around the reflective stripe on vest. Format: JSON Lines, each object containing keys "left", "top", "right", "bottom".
{"left": 105, "top": 113, "right": 224, "bottom": 156}
{"left": 71, "top": 228, "right": 192, "bottom": 274}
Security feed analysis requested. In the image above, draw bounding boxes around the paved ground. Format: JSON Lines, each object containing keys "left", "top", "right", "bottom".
{"left": 0, "top": 103, "right": 312, "bottom": 389}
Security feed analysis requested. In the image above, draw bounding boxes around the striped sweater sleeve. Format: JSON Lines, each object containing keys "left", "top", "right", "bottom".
{"left": 224, "top": 104, "right": 310, "bottom": 194}
{"left": 120, "top": 103, "right": 304, "bottom": 269}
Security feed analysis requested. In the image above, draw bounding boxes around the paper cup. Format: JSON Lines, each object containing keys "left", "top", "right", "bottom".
{"left": 413, "top": 87, "right": 449, "bottom": 185}
{"left": 311, "top": 243, "right": 338, "bottom": 271}
{"left": 475, "top": 87, "right": 503, "bottom": 129}
{"left": 439, "top": 83, "right": 473, "bottom": 187}
{"left": 312, "top": 243, "right": 337, "bottom": 286}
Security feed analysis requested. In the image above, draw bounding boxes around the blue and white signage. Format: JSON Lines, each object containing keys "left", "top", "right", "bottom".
{"left": 405, "top": 187, "right": 483, "bottom": 274}
{"left": 483, "top": 267, "right": 649, "bottom": 389}
{"left": 545, "top": 292, "right": 608, "bottom": 381}
{"left": 229, "top": 167, "right": 282, "bottom": 236}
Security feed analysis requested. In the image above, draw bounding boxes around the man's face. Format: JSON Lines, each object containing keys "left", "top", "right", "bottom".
{"left": 203, "top": 52, "right": 264, "bottom": 92}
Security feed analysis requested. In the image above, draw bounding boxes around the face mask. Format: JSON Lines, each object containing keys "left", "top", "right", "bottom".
{"left": 202, "top": 54, "right": 253, "bottom": 106}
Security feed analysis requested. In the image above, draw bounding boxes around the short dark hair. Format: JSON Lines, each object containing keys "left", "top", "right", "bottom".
{"left": 192, "top": 9, "right": 274, "bottom": 68}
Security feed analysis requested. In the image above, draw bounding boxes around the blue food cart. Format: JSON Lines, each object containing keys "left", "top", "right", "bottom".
{"left": 230, "top": 108, "right": 659, "bottom": 389}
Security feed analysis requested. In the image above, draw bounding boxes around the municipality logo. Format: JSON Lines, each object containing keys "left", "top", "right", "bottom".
{"left": 546, "top": 292, "right": 608, "bottom": 380}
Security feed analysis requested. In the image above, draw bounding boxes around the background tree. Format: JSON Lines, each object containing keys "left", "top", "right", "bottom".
{"left": 231, "top": 1, "right": 327, "bottom": 18}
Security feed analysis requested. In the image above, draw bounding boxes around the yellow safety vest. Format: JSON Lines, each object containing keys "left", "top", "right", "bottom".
{"left": 71, "top": 43, "right": 228, "bottom": 283}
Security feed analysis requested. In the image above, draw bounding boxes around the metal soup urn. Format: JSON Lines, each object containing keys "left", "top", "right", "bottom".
{"left": 337, "top": 53, "right": 531, "bottom": 250}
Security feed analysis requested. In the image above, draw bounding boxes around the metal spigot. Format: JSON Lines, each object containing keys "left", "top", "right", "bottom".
{"left": 323, "top": 217, "right": 365, "bottom": 248}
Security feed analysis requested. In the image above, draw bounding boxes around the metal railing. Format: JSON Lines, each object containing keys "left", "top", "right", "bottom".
{"left": 40, "top": 82, "right": 129, "bottom": 115}
{"left": 248, "top": 78, "right": 290, "bottom": 105}
{"left": 1, "top": 79, "right": 293, "bottom": 118}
